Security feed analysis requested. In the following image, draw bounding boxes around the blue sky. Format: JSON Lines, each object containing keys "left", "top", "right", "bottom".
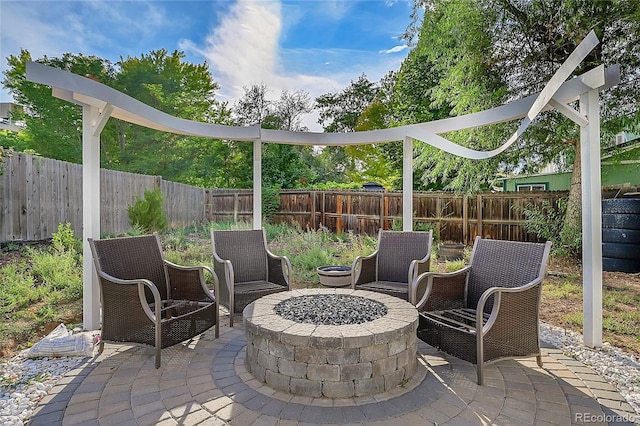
{"left": 0, "top": 0, "right": 416, "bottom": 130}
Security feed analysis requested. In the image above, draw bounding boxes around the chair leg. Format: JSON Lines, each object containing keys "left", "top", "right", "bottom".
{"left": 536, "top": 354, "right": 543, "bottom": 368}
{"left": 155, "top": 319, "right": 162, "bottom": 369}
{"left": 155, "top": 345, "right": 161, "bottom": 369}
{"left": 476, "top": 363, "right": 483, "bottom": 386}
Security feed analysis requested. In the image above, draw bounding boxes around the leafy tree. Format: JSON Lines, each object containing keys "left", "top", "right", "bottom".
{"left": 3, "top": 50, "right": 115, "bottom": 163}
{"left": 401, "top": 0, "right": 640, "bottom": 250}
{"left": 400, "top": 1, "right": 511, "bottom": 193}
{"left": 2, "top": 49, "right": 239, "bottom": 187}
{"left": 316, "top": 74, "right": 378, "bottom": 133}
{"left": 232, "top": 84, "right": 314, "bottom": 189}
{"left": 104, "top": 50, "right": 222, "bottom": 182}
{"left": 315, "top": 74, "right": 381, "bottom": 184}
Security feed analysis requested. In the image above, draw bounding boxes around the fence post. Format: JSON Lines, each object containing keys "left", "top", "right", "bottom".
{"left": 321, "top": 191, "right": 326, "bottom": 230}
{"left": 336, "top": 194, "right": 343, "bottom": 233}
{"left": 310, "top": 190, "right": 316, "bottom": 230}
{"left": 463, "top": 194, "right": 469, "bottom": 245}
{"left": 233, "top": 193, "right": 239, "bottom": 223}
{"left": 476, "top": 193, "right": 483, "bottom": 239}
{"left": 379, "top": 192, "right": 384, "bottom": 230}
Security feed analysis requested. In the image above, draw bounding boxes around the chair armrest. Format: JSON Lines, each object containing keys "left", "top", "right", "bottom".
{"left": 476, "top": 276, "right": 544, "bottom": 335}
{"left": 410, "top": 266, "right": 471, "bottom": 310}
{"left": 164, "top": 261, "right": 218, "bottom": 302}
{"left": 211, "top": 253, "right": 233, "bottom": 305}
{"left": 352, "top": 250, "right": 378, "bottom": 287}
{"left": 96, "top": 270, "right": 162, "bottom": 323}
{"left": 266, "top": 250, "right": 292, "bottom": 288}
{"left": 408, "top": 245, "right": 432, "bottom": 284}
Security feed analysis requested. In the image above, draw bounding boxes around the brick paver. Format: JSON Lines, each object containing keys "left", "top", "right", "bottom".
{"left": 26, "top": 312, "right": 639, "bottom": 425}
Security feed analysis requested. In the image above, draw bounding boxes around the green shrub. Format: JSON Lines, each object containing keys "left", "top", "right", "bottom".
{"left": 0, "top": 265, "right": 41, "bottom": 313}
{"left": 51, "top": 222, "right": 81, "bottom": 254}
{"left": 127, "top": 189, "right": 167, "bottom": 233}
{"left": 262, "top": 184, "right": 281, "bottom": 222}
{"left": 517, "top": 198, "right": 580, "bottom": 257}
{"left": 28, "top": 247, "right": 82, "bottom": 298}
{"left": 263, "top": 222, "right": 299, "bottom": 242}
{"left": 445, "top": 258, "right": 466, "bottom": 272}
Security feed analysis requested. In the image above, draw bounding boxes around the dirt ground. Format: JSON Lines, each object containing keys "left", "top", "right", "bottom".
{"left": 542, "top": 256, "right": 640, "bottom": 355}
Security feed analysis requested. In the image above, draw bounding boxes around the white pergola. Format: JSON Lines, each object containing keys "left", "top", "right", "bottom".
{"left": 26, "top": 31, "right": 619, "bottom": 347}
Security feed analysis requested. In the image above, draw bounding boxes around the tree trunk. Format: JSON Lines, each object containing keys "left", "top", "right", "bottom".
{"left": 561, "top": 139, "right": 582, "bottom": 255}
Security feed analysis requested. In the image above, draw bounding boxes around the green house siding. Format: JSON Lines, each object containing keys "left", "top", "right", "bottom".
{"left": 503, "top": 163, "right": 640, "bottom": 192}
{"left": 503, "top": 172, "right": 571, "bottom": 191}
{"left": 601, "top": 162, "right": 640, "bottom": 186}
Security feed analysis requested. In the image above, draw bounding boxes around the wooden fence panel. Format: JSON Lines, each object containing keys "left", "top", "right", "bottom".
{"left": 205, "top": 189, "right": 253, "bottom": 224}
{"left": 100, "top": 168, "right": 158, "bottom": 236}
{"left": 1, "top": 153, "right": 573, "bottom": 245}
{"left": 162, "top": 180, "right": 205, "bottom": 228}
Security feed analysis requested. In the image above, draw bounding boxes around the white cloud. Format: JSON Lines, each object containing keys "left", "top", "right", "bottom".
{"left": 179, "top": 0, "right": 411, "bottom": 132}
{"left": 380, "top": 45, "right": 408, "bottom": 54}
{"left": 181, "top": 0, "right": 347, "bottom": 131}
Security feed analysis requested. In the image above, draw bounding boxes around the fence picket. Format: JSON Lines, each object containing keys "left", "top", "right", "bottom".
{"left": 0, "top": 153, "right": 593, "bottom": 244}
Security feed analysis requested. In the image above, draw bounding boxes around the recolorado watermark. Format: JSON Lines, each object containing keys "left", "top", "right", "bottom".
{"left": 575, "top": 412, "right": 638, "bottom": 423}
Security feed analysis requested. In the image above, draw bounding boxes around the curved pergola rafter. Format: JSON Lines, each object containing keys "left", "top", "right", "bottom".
{"left": 25, "top": 30, "right": 619, "bottom": 347}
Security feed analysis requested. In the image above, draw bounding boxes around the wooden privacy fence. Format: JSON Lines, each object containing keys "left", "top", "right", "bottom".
{"left": 206, "top": 189, "right": 569, "bottom": 244}
{"left": 0, "top": 153, "right": 206, "bottom": 242}
{"left": 2, "top": 152, "right": 569, "bottom": 244}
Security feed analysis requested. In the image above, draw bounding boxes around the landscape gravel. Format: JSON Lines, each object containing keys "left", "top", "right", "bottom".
{"left": 274, "top": 294, "right": 387, "bottom": 325}
{"left": 0, "top": 322, "right": 638, "bottom": 425}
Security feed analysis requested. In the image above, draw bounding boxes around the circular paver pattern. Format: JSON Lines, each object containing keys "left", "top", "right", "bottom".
{"left": 26, "top": 312, "right": 638, "bottom": 425}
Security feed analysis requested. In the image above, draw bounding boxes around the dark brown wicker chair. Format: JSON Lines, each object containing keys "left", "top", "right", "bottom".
{"left": 88, "top": 233, "right": 219, "bottom": 368}
{"left": 210, "top": 228, "right": 292, "bottom": 326}
{"left": 352, "top": 229, "right": 433, "bottom": 301}
{"left": 411, "top": 237, "right": 552, "bottom": 384}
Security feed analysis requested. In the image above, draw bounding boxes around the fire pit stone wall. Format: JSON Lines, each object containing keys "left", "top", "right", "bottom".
{"left": 243, "top": 288, "right": 418, "bottom": 398}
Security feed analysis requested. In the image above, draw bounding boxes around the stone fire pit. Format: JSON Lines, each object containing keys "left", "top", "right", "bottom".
{"left": 243, "top": 288, "right": 418, "bottom": 398}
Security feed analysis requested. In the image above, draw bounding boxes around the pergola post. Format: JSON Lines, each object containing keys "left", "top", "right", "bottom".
{"left": 253, "top": 140, "right": 262, "bottom": 230}
{"left": 580, "top": 88, "right": 603, "bottom": 347}
{"left": 403, "top": 137, "right": 413, "bottom": 231}
{"left": 82, "top": 105, "right": 102, "bottom": 330}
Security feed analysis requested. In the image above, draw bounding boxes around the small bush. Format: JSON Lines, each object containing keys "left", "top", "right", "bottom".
{"left": 262, "top": 184, "right": 281, "bottom": 222}
{"left": 0, "top": 265, "right": 41, "bottom": 313}
{"left": 51, "top": 222, "right": 81, "bottom": 254}
{"left": 28, "top": 247, "right": 82, "bottom": 298}
{"left": 445, "top": 259, "right": 465, "bottom": 272}
{"left": 517, "top": 198, "right": 580, "bottom": 257}
{"left": 127, "top": 189, "right": 167, "bottom": 233}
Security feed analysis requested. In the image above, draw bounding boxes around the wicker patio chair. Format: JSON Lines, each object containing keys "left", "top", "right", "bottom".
{"left": 411, "top": 236, "right": 552, "bottom": 384}
{"left": 210, "top": 228, "right": 292, "bottom": 326}
{"left": 88, "top": 233, "right": 219, "bottom": 368}
{"left": 352, "top": 229, "right": 433, "bottom": 301}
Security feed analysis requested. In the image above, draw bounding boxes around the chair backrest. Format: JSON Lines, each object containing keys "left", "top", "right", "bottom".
{"left": 211, "top": 229, "right": 268, "bottom": 283}
{"left": 89, "top": 234, "right": 169, "bottom": 301}
{"left": 377, "top": 230, "right": 432, "bottom": 283}
{"left": 467, "top": 237, "right": 551, "bottom": 311}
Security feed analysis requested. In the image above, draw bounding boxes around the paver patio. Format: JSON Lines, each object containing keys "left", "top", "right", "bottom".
{"left": 29, "top": 309, "right": 638, "bottom": 425}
